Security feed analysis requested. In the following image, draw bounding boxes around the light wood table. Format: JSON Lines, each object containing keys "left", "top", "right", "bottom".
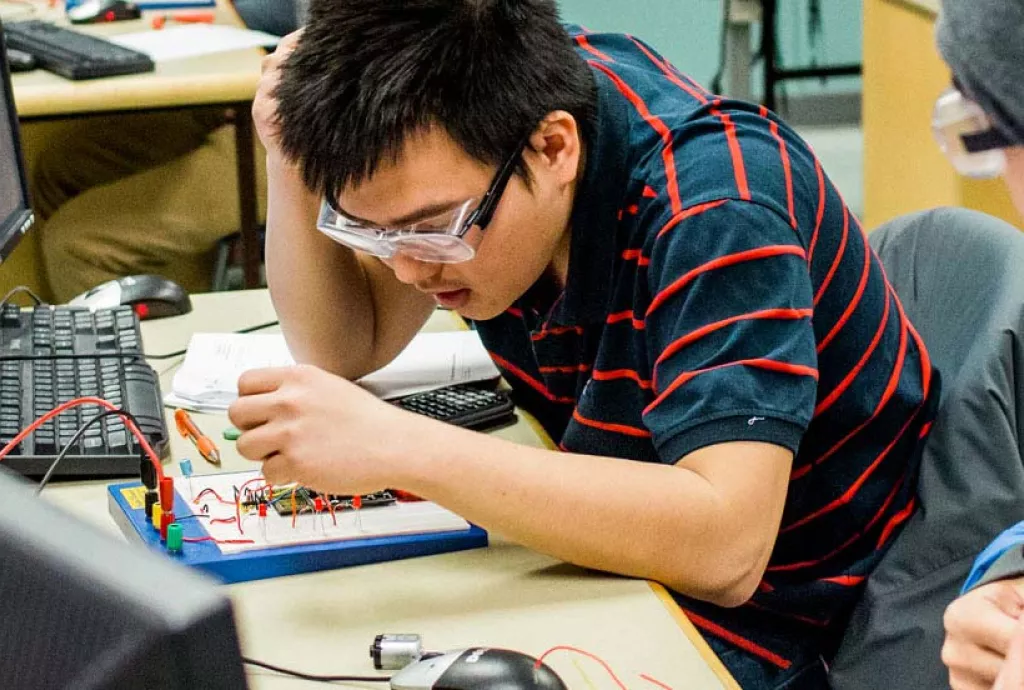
{"left": 6, "top": 1, "right": 266, "bottom": 286}
{"left": 48, "top": 289, "right": 739, "bottom": 690}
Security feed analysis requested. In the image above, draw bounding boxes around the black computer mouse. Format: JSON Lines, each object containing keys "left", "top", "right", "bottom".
{"left": 67, "top": 0, "right": 142, "bottom": 24}
{"left": 389, "top": 649, "right": 567, "bottom": 690}
{"left": 67, "top": 274, "right": 192, "bottom": 320}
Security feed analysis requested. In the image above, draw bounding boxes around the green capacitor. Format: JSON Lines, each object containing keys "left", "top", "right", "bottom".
{"left": 223, "top": 426, "right": 242, "bottom": 441}
{"left": 166, "top": 523, "right": 183, "bottom": 553}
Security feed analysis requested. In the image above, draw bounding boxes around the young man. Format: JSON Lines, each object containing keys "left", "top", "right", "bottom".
{"left": 932, "top": 2, "right": 1024, "bottom": 689}
{"left": 228, "top": 2, "right": 937, "bottom": 686}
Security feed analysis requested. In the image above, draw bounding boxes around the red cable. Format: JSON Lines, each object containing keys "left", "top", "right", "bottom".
{"left": 0, "top": 397, "right": 164, "bottom": 480}
{"left": 193, "top": 487, "right": 234, "bottom": 505}
{"left": 533, "top": 646, "right": 629, "bottom": 690}
{"left": 234, "top": 477, "right": 268, "bottom": 535}
{"left": 639, "top": 673, "right": 675, "bottom": 690}
{"left": 183, "top": 536, "right": 255, "bottom": 545}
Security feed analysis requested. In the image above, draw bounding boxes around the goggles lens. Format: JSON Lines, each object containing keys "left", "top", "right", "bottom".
{"left": 315, "top": 198, "right": 481, "bottom": 263}
{"left": 932, "top": 88, "right": 1008, "bottom": 179}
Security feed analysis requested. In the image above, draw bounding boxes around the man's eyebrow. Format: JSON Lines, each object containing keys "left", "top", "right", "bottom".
{"left": 335, "top": 200, "right": 466, "bottom": 228}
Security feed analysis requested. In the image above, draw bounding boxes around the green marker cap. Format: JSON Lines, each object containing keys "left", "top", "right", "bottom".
{"left": 166, "top": 523, "right": 183, "bottom": 552}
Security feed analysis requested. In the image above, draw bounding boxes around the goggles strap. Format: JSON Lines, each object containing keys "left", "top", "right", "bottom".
{"left": 961, "top": 128, "right": 1013, "bottom": 154}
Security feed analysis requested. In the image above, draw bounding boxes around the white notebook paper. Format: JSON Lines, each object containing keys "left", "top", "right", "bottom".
{"left": 164, "top": 331, "right": 501, "bottom": 412}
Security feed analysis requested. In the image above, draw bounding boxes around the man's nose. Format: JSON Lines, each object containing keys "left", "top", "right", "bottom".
{"left": 389, "top": 251, "right": 441, "bottom": 285}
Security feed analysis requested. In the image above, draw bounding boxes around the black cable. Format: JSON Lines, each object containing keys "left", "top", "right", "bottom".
{"left": 145, "top": 320, "right": 280, "bottom": 360}
{"left": 35, "top": 409, "right": 141, "bottom": 493}
{"left": 0, "top": 285, "right": 44, "bottom": 310}
{"left": 242, "top": 657, "right": 390, "bottom": 684}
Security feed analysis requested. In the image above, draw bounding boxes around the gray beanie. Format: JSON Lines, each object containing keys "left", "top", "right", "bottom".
{"left": 937, "top": 0, "right": 1024, "bottom": 145}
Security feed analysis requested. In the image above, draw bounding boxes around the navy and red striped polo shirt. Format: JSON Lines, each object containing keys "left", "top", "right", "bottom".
{"left": 471, "top": 27, "right": 938, "bottom": 671}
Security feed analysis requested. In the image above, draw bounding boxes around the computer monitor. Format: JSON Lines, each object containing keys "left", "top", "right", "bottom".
{"left": 0, "top": 467, "right": 249, "bottom": 689}
{"left": 0, "top": 21, "right": 34, "bottom": 264}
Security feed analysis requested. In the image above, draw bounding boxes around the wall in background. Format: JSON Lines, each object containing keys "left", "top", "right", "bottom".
{"left": 556, "top": 0, "right": 862, "bottom": 97}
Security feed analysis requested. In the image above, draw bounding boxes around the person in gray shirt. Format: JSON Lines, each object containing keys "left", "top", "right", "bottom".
{"left": 935, "top": 2, "right": 1024, "bottom": 689}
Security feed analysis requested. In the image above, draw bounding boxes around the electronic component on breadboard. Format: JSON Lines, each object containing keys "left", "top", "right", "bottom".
{"left": 268, "top": 488, "right": 398, "bottom": 517}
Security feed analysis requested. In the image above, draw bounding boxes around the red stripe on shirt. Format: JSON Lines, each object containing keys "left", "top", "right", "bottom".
{"left": 680, "top": 607, "right": 792, "bottom": 670}
{"left": 918, "top": 421, "right": 933, "bottom": 439}
{"left": 710, "top": 100, "right": 752, "bottom": 200}
{"left": 572, "top": 408, "right": 651, "bottom": 437}
{"left": 538, "top": 364, "right": 591, "bottom": 375}
{"left": 655, "top": 308, "right": 813, "bottom": 370}
{"left": 770, "top": 473, "right": 907, "bottom": 572}
{"left": 783, "top": 402, "right": 920, "bottom": 533}
{"left": 606, "top": 310, "right": 646, "bottom": 330}
{"left": 768, "top": 120, "right": 798, "bottom": 229}
{"left": 814, "top": 285, "right": 890, "bottom": 417}
{"left": 647, "top": 245, "right": 807, "bottom": 317}
{"left": 646, "top": 358, "right": 818, "bottom": 414}
{"left": 643, "top": 185, "right": 659, "bottom": 198}
{"left": 574, "top": 35, "right": 614, "bottom": 62}
{"left": 877, "top": 496, "right": 916, "bottom": 549}
{"left": 506, "top": 307, "right": 523, "bottom": 318}
{"left": 591, "top": 61, "right": 683, "bottom": 214}
{"left": 531, "top": 325, "right": 584, "bottom": 341}
{"left": 808, "top": 158, "right": 826, "bottom": 268}
{"left": 656, "top": 200, "right": 730, "bottom": 239}
{"left": 817, "top": 229, "right": 872, "bottom": 353}
{"left": 621, "top": 248, "right": 651, "bottom": 266}
{"left": 745, "top": 600, "right": 830, "bottom": 628}
{"left": 487, "top": 352, "right": 575, "bottom": 404}
{"left": 813, "top": 205, "right": 849, "bottom": 307}
{"left": 627, "top": 36, "right": 710, "bottom": 105}
{"left": 821, "top": 575, "right": 866, "bottom": 587}
{"left": 592, "top": 368, "right": 653, "bottom": 389}
{"left": 792, "top": 296, "right": 908, "bottom": 479}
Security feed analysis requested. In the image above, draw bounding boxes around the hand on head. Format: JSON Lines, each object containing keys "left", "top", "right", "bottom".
{"left": 252, "top": 30, "right": 303, "bottom": 156}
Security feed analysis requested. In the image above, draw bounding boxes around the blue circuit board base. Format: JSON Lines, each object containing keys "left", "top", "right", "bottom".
{"left": 108, "top": 481, "right": 489, "bottom": 584}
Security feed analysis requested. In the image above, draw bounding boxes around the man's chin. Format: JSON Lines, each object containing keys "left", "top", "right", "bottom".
{"left": 454, "top": 299, "right": 508, "bottom": 322}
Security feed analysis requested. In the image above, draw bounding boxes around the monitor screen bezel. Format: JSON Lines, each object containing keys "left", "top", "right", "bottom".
{"left": 0, "top": 18, "right": 34, "bottom": 265}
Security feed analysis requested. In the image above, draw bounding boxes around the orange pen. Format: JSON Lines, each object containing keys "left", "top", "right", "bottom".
{"left": 174, "top": 408, "right": 221, "bottom": 466}
{"left": 151, "top": 11, "right": 216, "bottom": 29}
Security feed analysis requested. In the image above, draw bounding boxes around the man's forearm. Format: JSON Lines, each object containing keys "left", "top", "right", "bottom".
{"left": 263, "top": 156, "right": 435, "bottom": 379}
{"left": 391, "top": 417, "right": 785, "bottom": 607}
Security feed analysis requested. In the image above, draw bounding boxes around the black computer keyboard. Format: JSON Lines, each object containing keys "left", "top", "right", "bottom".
{"left": 3, "top": 20, "right": 154, "bottom": 80}
{"left": 0, "top": 304, "right": 168, "bottom": 478}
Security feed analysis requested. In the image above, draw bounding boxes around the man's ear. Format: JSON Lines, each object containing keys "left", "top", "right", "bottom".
{"left": 527, "top": 110, "right": 582, "bottom": 187}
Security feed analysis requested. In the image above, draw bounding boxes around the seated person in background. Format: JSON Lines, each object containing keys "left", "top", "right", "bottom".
{"left": 933, "top": 1, "right": 1024, "bottom": 689}
{"left": 29, "top": 0, "right": 306, "bottom": 301}
{"left": 227, "top": 2, "right": 938, "bottom": 687}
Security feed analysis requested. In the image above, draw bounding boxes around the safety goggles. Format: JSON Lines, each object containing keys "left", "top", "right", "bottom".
{"left": 932, "top": 87, "right": 1012, "bottom": 179}
{"left": 316, "top": 137, "right": 526, "bottom": 264}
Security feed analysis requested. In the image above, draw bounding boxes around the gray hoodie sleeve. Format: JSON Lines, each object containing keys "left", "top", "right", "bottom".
{"left": 937, "top": 0, "right": 1024, "bottom": 145}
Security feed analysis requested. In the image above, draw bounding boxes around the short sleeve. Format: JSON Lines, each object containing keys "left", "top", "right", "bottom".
{"left": 963, "top": 521, "right": 1024, "bottom": 592}
{"left": 641, "top": 199, "right": 818, "bottom": 463}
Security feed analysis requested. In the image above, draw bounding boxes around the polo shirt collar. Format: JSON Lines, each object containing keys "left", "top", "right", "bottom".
{"left": 547, "top": 74, "right": 632, "bottom": 326}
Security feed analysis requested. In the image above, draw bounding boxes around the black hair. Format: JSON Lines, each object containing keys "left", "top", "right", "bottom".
{"left": 274, "top": 0, "right": 597, "bottom": 197}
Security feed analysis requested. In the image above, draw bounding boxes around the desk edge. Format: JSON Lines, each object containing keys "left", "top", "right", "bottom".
{"left": 648, "top": 583, "right": 741, "bottom": 690}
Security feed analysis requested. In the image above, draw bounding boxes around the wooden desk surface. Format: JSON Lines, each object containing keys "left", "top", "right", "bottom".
{"left": 7, "top": 5, "right": 263, "bottom": 118}
{"left": 46, "top": 290, "right": 737, "bottom": 690}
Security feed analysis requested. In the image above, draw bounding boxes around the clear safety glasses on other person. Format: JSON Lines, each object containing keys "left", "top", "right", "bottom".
{"left": 933, "top": 86, "right": 1014, "bottom": 179}
{"left": 315, "top": 138, "right": 525, "bottom": 264}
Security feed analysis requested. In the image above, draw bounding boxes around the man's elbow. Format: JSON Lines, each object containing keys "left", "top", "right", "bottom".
{"left": 666, "top": 544, "right": 771, "bottom": 609}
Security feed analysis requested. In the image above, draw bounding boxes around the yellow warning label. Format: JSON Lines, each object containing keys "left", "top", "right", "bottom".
{"left": 120, "top": 486, "right": 148, "bottom": 510}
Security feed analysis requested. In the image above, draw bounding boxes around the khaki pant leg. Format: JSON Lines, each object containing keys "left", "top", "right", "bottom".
{"left": 30, "top": 108, "right": 227, "bottom": 221}
{"left": 41, "top": 124, "right": 252, "bottom": 301}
